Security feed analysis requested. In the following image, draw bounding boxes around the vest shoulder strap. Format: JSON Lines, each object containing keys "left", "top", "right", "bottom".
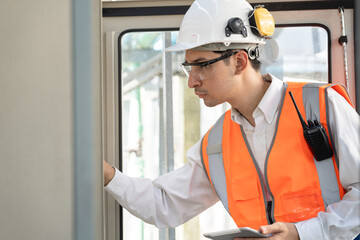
{"left": 289, "top": 82, "right": 343, "bottom": 206}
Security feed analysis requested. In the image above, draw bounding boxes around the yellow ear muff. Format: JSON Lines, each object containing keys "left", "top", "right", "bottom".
{"left": 249, "top": 6, "right": 275, "bottom": 37}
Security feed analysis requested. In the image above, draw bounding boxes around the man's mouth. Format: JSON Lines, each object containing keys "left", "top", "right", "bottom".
{"left": 195, "top": 89, "right": 207, "bottom": 98}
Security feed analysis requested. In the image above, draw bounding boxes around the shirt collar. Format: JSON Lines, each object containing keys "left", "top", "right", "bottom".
{"left": 231, "top": 74, "right": 285, "bottom": 125}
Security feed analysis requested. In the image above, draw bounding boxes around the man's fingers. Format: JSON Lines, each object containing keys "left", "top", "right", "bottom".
{"left": 258, "top": 222, "right": 299, "bottom": 240}
{"left": 259, "top": 222, "right": 288, "bottom": 234}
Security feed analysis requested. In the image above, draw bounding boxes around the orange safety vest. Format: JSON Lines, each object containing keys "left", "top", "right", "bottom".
{"left": 201, "top": 82, "right": 352, "bottom": 229}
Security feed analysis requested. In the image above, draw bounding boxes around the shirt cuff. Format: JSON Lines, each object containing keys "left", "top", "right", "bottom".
{"left": 104, "top": 168, "right": 131, "bottom": 200}
{"left": 295, "top": 218, "right": 325, "bottom": 240}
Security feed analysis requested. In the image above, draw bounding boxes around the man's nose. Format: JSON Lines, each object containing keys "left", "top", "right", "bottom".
{"left": 187, "top": 72, "right": 201, "bottom": 89}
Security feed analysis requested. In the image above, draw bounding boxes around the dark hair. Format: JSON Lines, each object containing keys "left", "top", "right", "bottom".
{"left": 213, "top": 49, "right": 261, "bottom": 71}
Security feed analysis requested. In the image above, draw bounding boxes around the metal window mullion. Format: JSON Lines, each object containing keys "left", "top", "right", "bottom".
{"left": 163, "top": 32, "right": 174, "bottom": 174}
{"left": 159, "top": 32, "right": 175, "bottom": 240}
{"left": 159, "top": 85, "right": 165, "bottom": 175}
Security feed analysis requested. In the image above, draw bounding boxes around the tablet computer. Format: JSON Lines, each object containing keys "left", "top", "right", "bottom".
{"left": 203, "top": 227, "right": 271, "bottom": 239}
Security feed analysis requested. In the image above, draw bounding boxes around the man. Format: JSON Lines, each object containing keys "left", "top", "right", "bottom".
{"left": 104, "top": 0, "right": 360, "bottom": 239}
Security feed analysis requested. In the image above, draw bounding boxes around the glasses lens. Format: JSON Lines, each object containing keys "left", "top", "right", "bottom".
{"left": 181, "top": 64, "right": 191, "bottom": 77}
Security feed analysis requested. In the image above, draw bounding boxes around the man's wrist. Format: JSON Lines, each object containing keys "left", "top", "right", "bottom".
{"left": 104, "top": 161, "right": 116, "bottom": 186}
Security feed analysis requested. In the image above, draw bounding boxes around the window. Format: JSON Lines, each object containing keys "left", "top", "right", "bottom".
{"left": 119, "top": 25, "right": 329, "bottom": 240}
{"left": 260, "top": 25, "right": 329, "bottom": 82}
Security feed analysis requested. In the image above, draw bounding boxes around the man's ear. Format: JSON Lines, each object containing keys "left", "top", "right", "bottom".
{"left": 234, "top": 50, "right": 248, "bottom": 74}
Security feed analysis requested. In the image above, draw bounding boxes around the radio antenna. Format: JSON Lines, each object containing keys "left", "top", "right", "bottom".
{"left": 289, "top": 91, "right": 308, "bottom": 130}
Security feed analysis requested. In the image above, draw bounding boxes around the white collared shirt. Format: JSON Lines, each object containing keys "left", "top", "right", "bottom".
{"left": 231, "top": 74, "right": 283, "bottom": 176}
{"left": 106, "top": 76, "right": 360, "bottom": 239}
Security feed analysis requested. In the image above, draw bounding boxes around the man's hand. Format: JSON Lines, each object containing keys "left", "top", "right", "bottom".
{"left": 234, "top": 222, "right": 299, "bottom": 240}
{"left": 103, "top": 160, "right": 115, "bottom": 186}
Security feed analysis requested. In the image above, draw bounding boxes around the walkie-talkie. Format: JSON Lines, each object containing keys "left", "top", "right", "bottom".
{"left": 288, "top": 91, "right": 333, "bottom": 161}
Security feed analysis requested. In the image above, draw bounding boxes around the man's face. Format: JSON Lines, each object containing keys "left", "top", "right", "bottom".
{"left": 184, "top": 50, "right": 238, "bottom": 107}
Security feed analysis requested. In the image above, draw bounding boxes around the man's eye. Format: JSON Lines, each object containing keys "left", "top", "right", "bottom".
{"left": 200, "top": 64, "right": 210, "bottom": 69}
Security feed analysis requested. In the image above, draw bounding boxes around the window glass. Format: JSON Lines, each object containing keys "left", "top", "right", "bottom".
{"left": 119, "top": 25, "right": 329, "bottom": 240}
{"left": 260, "top": 26, "right": 329, "bottom": 82}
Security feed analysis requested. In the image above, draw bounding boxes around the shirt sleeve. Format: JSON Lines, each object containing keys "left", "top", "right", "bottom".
{"left": 104, "top": 140, "right": 219, "bottom": 228}
{"left": 295, "top": 88, "right": 360, "bottom": 239}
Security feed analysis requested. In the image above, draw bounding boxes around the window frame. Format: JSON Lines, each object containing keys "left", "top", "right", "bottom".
{"left": 266, "top": 23, "right": 332, "bottom": 83}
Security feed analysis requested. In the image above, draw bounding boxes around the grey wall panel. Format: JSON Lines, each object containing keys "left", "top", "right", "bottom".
{"left": 0, "top": 0, "right": 102, "bottom": 239}
{"left": 0, "top": 1, "right": 73, "bottom": 239}
{"left": 73, "top": 0, "right": 103, "bottom": 240}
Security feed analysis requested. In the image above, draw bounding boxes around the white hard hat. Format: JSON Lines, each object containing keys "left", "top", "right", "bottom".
{"left": 165, "top": 0, "right": 274, "bottom": 52}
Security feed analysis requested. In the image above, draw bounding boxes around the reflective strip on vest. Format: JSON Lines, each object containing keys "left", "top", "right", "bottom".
{"left": 302, "top": 83, "right": 340, "bottom": 207}
{"left": 204, "top": 113, "right": 229, "bottom": 213}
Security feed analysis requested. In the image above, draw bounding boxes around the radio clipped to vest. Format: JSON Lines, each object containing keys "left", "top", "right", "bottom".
{"left": 289, "top": 91, "right": 333, "bottom": 161}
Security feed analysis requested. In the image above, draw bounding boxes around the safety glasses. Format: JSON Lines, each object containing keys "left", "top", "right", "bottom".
{"left": 181, "top": 50, "right": 240, "bottom": 77}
